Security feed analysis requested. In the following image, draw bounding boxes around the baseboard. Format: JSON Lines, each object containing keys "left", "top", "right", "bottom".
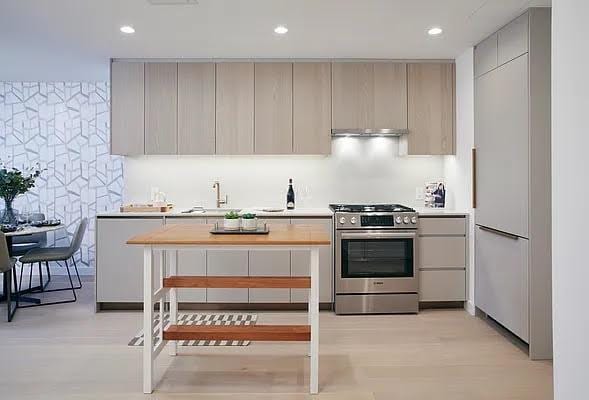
{"left": 465, "top": 300, "right": 476, "bottom": 316}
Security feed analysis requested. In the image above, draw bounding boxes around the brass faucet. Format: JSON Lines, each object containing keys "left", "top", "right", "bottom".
{"left": 212, "top": 181, "right": 228, "bottom": 208}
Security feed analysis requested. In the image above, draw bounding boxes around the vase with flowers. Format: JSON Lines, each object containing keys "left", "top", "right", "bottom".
{"left": 0, "top": 162, "right": 44, "bottom": 225}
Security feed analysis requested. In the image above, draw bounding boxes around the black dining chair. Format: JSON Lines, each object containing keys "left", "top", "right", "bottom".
{"left": 0, "top": 231, "right": 18, "bottom": 321}
{"left": 18, "top": 218, "right": 87, "bottom": 307}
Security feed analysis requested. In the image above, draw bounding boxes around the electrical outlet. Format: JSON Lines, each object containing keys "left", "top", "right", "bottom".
{"left": 415, "top": 187, "right": 425, "bottom": 200}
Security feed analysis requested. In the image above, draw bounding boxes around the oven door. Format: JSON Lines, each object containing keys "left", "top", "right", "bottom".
{"left": 335, "top": 230, "right": 418, "bottom": 294}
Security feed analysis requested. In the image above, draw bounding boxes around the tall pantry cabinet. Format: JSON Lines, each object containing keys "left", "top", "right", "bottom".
{"left": 474, "top": 8, "right": 552, "bottom": 359}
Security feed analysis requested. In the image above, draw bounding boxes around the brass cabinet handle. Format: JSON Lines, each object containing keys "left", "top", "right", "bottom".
{"left": 472, "top": 148, "right": 477, "bottom": 208}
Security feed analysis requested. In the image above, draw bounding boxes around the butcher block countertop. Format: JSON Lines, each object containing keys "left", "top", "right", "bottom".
{"left": 127, "top": 223, "right": 331, "bottom": 246}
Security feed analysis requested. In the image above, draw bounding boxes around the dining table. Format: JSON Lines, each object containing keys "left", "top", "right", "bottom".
{"left": 1, "top": 223, "right": 66, "bottom": 304}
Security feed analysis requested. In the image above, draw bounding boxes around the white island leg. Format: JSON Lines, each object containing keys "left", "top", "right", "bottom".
{"left": 143, "top": 247, "right": 154, "bottom": 394}
{"left": 169, "top": 250, "right": 178, "bottom": 356}
{"left": 309, "top": 247, "right": 320, "bottom": 394}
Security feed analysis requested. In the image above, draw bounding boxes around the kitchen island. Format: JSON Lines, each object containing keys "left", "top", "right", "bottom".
{"left": 127, "top": 223, "right": 330, "bottom": 394}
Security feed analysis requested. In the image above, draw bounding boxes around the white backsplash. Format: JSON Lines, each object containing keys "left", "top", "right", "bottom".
{"left": 124, "top": 137, "right": 444, "bottom": 209}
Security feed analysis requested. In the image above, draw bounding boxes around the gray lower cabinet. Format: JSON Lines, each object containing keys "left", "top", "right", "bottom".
{"left": 205, "top": 217, "right": 249, "bottom": 303}
{"left": 290, "top": 218, "right": 333, "bottom": 303}
{"left": 418, "top": 216, "right": 467, "bottom": 302}
{"left": 96, "top": 217, "right": 163, "bottom": 303}
{"left": 475, "top": 225, "right": 529, "bottom": 342}
{"left": 165, "top": 217, "right": 207, "bottom": 302}
{"left": 249, "top": 218, "right": 291, "bottom": 303}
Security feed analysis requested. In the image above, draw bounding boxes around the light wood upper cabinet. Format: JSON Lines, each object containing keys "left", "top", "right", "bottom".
{"left": 293, "top": 62, "right": 331, "bottom": 155}
{"left": 407, "top": 63, "right": 455, "bottom": 155}
{"left": 254, "top": 63, "right": 293, "bottom": 154}
{"left": 177, "top": 63, "right": 216, "bottom": 155}
{"left": 332, "top": 62, "right": 407, "bottom": 130}
{"left": 110, "top": 61, "right": 145, "bottom": 155}
{"left": 144, "top": 63, "right": 178, "bottom": 155}
{"left": 215, "top": 62, "right": 254, "bottom": 155}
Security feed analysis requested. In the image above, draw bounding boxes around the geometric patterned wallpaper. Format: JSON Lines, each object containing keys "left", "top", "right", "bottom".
{"left": 0, "top": 82, "right": 123, "bottom": 272}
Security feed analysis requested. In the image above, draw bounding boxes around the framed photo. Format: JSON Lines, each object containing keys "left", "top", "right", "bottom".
{"left": 425, "top": 181, "right": 446, "bottom": 208}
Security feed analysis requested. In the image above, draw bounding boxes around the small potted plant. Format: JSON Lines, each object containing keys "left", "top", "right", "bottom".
{"left": 0, "top": 162, "right": 44, "bottom": 225}
{"left": 223, "top": 210, "right": 240, "bottom": 231}
{"left": 241, "top": 213, "right": 257, "bottom": 231}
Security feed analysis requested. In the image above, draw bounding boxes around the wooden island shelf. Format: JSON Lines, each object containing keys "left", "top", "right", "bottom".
{"left": 164, "top": 324, "right": 311, "bottom": 342}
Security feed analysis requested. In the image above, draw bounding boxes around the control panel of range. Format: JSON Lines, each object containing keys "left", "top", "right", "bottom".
{"left": 335, "top": 212, "right": 418, "bottom": 230}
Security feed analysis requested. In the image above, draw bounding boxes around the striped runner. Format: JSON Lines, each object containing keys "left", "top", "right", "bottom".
{"left": 128, "top": 313, "right": 258, "bottom": 347}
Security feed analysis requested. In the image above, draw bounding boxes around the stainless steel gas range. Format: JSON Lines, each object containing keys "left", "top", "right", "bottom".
{"left": 330, "top": 204, "right": 419, "bottom": 314}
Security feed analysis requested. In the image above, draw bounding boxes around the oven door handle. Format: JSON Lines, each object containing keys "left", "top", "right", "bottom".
{"left": 340, "top": 232, "right": 417, "bottom": 240}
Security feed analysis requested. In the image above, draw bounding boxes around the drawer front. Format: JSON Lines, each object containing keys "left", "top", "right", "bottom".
{"left": 418, "top": 217, "right": 466, "bottom": 236}
{"left": 419, "top": 236, "right": 466, "bottom": 270}
{"left": 475, "top": 225, "right": 529, "bottom": 342}
{"left": 419, "top": 270, "right": 466, "bottom": 301}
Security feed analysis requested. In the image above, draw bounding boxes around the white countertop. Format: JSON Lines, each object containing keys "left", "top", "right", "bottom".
{"left": 415, "top": 207, "right": 471, "bottom": 217}
{"left": 97, "top": 206, "right": 469, "bottom": 218}
{"left": 96, "top": 207, "right": 334, "bottom": 218}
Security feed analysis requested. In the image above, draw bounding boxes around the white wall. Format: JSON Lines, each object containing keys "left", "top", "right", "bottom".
{"left": 552, "top": 0, "right": 589, "bottom": 398}
{"left": 444, "top": 47, "right": 475, "bottom": 314}
{"left": 123, "top": 138, "right": 445, "bottom": 209}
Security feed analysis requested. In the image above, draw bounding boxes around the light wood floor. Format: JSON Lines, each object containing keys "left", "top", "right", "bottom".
{"left": 0, "top": 278, "right": 553, "bottom": 400}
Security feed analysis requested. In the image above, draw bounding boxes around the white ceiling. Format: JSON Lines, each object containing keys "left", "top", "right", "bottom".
{"left": 0, "top": 0, "right": 550, "bottom": 81}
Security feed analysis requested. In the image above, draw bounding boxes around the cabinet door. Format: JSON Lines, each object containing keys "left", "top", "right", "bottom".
{"left": 293, "top": 62, "right": 331, "bottom": 154}
{"left": 407, "top": 63, "right": 455, "bottom": 155}
{"left": 177, "top": 63, "right": 215, "bottom": 154}
{"left": 474, "top": 34, "right": 498, "bottom": 77}
{"left": 254, "top": 63, "right": 293, "bottom": 154}
{"left": 475, "top": 226, "right": 529, "bottom": 342}
{"left": 96, "top": 218, "right": 163, "bottom": 303}
{"left": 215, "top": 63, "right": 254, "bottom": 154}
{"left": 475, "top": 55, "right": 529, "bottom": 237}
{"left": 498, "top": 12, "right": 528, "bottom": 65}
{"left": 248, "top": 218, "right": 291, "bottom": 303}
{"left": 166, "top": 217, "right": 207, "bottom": 302}
{"left": 145, "top": 63, "right": 178, "bottom": 154}
{"left": 290, "top": 218, "right": 333, "bottom": 303}
{"left": 332, "top": 62, "right": 407, "bottom": 130}
{"left": 111, "top": 62, "right": 144, "bottom": 155}
{"left": 205, "top": 218, "right": 248, "bottom": 302}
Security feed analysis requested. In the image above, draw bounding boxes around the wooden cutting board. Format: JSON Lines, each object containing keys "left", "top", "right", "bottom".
{"left": 120, "top": 204, "right": 174, "bottom": 213}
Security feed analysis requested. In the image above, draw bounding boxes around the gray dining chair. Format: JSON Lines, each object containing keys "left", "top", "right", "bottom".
{"left": 11, "top": 213, "right": 50, "bottom": 291}
{"left": 18, "top": 218, "right": 87, "bottom": 307}
{"left": 0, "top": 231, "right": 18, "bottom": 321}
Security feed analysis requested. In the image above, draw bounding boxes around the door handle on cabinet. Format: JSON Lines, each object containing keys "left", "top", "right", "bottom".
{"left": 477, "top": 225, "right": 520, "bottom": 240}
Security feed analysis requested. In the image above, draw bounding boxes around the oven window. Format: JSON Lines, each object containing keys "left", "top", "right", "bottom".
{"left": 341, "top": 239, "right": 414, "bottom": 278}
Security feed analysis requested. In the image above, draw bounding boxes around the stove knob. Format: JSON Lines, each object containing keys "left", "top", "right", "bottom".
{"left": 395, "top": 216, "right": 403, "bottom": 224}
{"left": 350, "top": 217, "right": 357, "bottom": 224}
{"left": 411, "top": 216, "right": 418, "bottom": 224}
{"left": 403, "top": 216, "right": 410, "bottom": 224}
{"left": 339, "top": 217, "right": 346, "bottom": 225}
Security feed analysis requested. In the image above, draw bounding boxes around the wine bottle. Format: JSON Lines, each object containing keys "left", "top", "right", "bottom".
{"left": 286, "top": 178, "right": 295, "bottom": 210}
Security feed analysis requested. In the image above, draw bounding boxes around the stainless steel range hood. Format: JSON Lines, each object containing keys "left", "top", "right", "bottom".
{"left": 331, "top": 128, "right": 409, "bottom": 137}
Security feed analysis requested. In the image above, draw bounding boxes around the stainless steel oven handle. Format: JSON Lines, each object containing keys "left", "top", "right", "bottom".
{"left": 340, "top": 232, "right": 417, "bottom": 240}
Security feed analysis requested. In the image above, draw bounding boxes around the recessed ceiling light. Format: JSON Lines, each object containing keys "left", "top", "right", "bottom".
{"left": 428, "top": 27, "right": 443, "bottom": 36}
{"left": 274, "top": 25, "right": 288, "bottom": 35}
{"left": 120, "top": 25, "right": 135, "bottom": 34}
